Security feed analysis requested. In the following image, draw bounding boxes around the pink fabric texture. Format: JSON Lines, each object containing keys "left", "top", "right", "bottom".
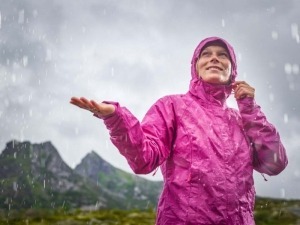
{"left": 99, "top": 37, "right": 288, "bottom": 224}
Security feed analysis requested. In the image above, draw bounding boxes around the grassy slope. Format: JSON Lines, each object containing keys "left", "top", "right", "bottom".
{"left": 0, "top": 198, "right": 299, "bottom": 225}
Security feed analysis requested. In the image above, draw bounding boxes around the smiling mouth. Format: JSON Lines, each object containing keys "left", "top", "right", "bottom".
{"left": 207, "top": 66, "right": 222, "bottom": 71}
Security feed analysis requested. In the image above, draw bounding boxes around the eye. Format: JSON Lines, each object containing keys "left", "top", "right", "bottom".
{"left": 200, "top": 51, "right": 210, "bottom": 57}
{"left": 219, "top": 52, "right": 229, "bottom": 58}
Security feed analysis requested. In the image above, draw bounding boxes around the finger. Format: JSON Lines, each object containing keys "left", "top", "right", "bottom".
{"left": 80, "top": 97, "right": 95, "bottom": 110}
{"left": 237, "top": 84, "right": 254, "bottom": 93}
{"left": 232, "top": 81, "right": 250, "bottom": 92}
{"left": 71, "top": 97, "right": 95, "bottom": 111}
{"left": 79, "top": 97, "right": 91, "bottom": 104}
{"left": 90, "top": 100, "right": 99, "bottom": 107}
{"left": 232, "top": 82, "right": 248, "bottom": 90}
{"left": 235, "top": 86, "right": 254, "bottom": 99}
{"left": 70, "top": 101, "right": 90, "bottom": 110}
{"left": 90, "top": 100, "right": 101, "bottom": 110}
{"left": 89, "top": 100, "right": 104, "bottom": 114}
{"left": 70, "top": 97, "right": 80, "bottom": 102}
{"left": 233, "top": 83, "right": 253, "bottom": 94}
{"left": 235, "top": 85, "right": 248, "bottom": 95}
{"left": 234, "top": 89, "right": 246, "bottom": 99}
{"left": 70, "top": 97, "right": 82, "bottom": 104}
{"left": 70, "top": 97, "right": 86, "bottom": 108}
{"left": 232, "top": 81, "right": 247, "bottom": 86}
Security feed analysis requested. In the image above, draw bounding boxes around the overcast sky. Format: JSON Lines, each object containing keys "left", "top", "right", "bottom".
{"left": 0, "top": 0, "right": 299, "bottom": 199}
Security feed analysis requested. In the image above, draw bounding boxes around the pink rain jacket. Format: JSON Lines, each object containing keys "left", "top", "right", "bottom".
{"left": 99, "top": 37, "right": 288, "bottom": 225}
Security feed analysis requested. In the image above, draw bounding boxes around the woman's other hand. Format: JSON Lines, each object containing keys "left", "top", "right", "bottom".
{"left": 232, "top": 81, "right": 255, "bottom": 100}
{"left": 70, "top": 97, "right": 115, "bottom": 117}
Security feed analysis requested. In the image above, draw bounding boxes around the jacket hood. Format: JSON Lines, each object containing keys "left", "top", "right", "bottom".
{"left": 189, "top": 37, "right": 237, "bottom": 106}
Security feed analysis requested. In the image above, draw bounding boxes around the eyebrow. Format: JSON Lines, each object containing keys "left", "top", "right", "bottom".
{"left": 200, "top": 48, "right": 229, "bottom": 54}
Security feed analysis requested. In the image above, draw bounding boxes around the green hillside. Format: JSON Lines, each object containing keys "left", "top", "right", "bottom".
{"left": 0, "top": 197, "right": 300, "bottom": 225}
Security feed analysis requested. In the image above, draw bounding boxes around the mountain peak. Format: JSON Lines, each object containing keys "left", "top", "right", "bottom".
{"left": 75, "top": 151, "right": 114, "bottom": 177}
{"left": 88, "top": 150, "right": 101, "bottom": 159}
{"left": 4, "top": 139, "right": 30, "bottom": 150}
{"left": 3, "top": 140, "right": 56, "bottom": 155}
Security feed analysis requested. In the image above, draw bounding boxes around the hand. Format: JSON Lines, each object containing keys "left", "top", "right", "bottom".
{"left": 232, "top": 81, "right": 255, "bottom": 100}
{"left": 70, "top": 97, "right": 115, "bottom": 117}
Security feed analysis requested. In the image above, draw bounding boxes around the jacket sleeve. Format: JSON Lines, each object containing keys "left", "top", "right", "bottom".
{"left": 96, "top": 97, "right": 175, "bottom": 174}
{"left": 237, "top": 97, "right": 288, "bottom": 176}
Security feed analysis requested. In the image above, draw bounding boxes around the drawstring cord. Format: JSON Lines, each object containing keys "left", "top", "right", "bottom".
{"left": 152, "top": 167, "right": 159, "bottom": 176}
{"left": 261, "top": 173, "right": 268, "bottom": 181}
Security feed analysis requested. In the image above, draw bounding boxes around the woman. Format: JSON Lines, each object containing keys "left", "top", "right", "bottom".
{"left": 70, "top": 37, "right": 288, "bottom": 225}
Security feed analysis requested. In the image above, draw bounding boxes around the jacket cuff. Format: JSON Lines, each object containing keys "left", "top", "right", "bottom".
{"left": 237, "top": 97, "right": 256, "bottom": 114}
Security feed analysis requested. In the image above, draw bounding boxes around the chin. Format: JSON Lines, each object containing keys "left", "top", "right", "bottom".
{"left": 204, "top": 76, "right": 229, "bottom": 85}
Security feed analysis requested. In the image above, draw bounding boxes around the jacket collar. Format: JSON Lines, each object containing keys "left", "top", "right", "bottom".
{"left": 189, "top": 77, "right": 231, "bottom": 107}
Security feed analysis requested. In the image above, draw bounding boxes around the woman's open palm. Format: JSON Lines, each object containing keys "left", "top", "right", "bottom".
{"left": 70, "top": 97, "right": 115, "bottom": 117}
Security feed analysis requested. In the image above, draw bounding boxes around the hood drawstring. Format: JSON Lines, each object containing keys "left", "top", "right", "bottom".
{"left": 152, "top": 167, "right": 159, "bottom": 176}
{"left": 261, "top": 173, "right": 268, "bottom": 181}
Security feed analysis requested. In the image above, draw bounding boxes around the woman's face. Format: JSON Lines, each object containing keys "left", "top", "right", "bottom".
{"left": 196, "top": 44, "right": 232, "bottom": 85}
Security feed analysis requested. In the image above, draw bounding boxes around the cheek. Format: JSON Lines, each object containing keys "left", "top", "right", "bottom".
{"left": 225, "top": 63, "right": 232, "bottom": 75}
{"left": 196, "top": 61, "right": 205, "bottom": 74}
{"left": 196, "top": 63, "right": 200, "bottom": 76}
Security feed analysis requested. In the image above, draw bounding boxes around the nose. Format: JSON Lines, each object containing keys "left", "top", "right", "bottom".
{"left": 210, "top": 54, "right": 219, "bottom": 63}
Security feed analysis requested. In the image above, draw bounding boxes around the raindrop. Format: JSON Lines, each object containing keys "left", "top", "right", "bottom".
{"left": 0, "top": 11, "right": 1, "bottom": 29}
{"left": 284, "top": 63, "right": 292, "bottom": 74}
{"left": 267, "top": 7, "right": 276, "bottom": 14}
{"left": 43, "top": 179, "right": 46, "bottom": 188}
{"left": 45, "top": 49, "right": 52, "bottom": 61}
{"left": 291, "top": 23, "right": 300, "bottom": 43}
{"left": 23, "top": 56, "right": 28, "bottom": 67}
{"left": 33, "top": 10, "right": 38, "bottom": 18}
{"left": 280, "top": 188, "right": 285, "bottom": 198}
{"left": 111, "top": 67, "right": 114, "bottom": 76}
{"left": 221, "top": 19, "right": 225, "bottom": 27}
{"left": 12, "top": 74, "right": 16, "bottom": 83}
{"left": 271, "top": 31, "right": 278, "bottom": 40}
{"left": 292, "top": 64, "right": 299, "bottom": 74}
{"left": 18, "top": 10, "right": 25, "bottom": 24}
{"left": 13, "top": 182, "right": 17, "bottom": 192}
{"left": 237, "top": 52, "right": 242, "bottom": 61}
{"left": 269, "top": 93, "right": 274, "bottom": 102}
{"left": 283, "top": 114, "right": 288, "bottom": 124}
{"left": 291, "top": 23, "right": 299, "bottom": 36}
